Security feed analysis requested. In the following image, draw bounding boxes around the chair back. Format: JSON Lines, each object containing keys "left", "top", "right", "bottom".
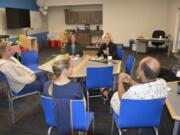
{"left": 0, "top": 72, "right": 13, "bottom": 98}
{"left": 117, "top": 47, "right": 124, "bottom": 60}
{"left": 152, "top": 30, "right": 165, "bottom": 38}
{"left": 21, "top": 51, "right": 39, "bottom": 66}
{"left": 125, "top": 55, "right": 135, "bottom": 76}
{"left": 117, "top": 98, "right": 166, "bottom": 128}
{"left": 70, "top": 100, "right": 86, "bottom": 131}
{"left": 40, "top": 96, "right": 56, "bottom": 127}
{"left": 86, "top": 66, "right": 113, "bottom": 89}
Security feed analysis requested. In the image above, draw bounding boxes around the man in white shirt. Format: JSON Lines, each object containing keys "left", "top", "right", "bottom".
{"left": 111, "top": 56, "right": 167, "bottom": 115}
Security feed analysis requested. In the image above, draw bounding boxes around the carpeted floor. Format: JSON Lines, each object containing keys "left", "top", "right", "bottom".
{"left": 0, "top": 47, "right": 178, "bottom": 135}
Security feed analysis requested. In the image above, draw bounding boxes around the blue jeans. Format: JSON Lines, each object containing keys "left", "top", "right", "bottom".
{"left": 18, "top": 71, "right": 49, "bottom": 95}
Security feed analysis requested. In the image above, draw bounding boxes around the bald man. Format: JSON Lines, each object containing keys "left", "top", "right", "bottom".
{"left": 111, "top": 56, "right": 168, "bottom": 115}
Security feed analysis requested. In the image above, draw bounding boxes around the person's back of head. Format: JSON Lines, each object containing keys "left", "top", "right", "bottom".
{"left": 0, "top": 42, "right": 9, "bottom": 59}
{"left": 48, "top": 55, "right": 71, "bottom": 96}
{"left": 138, "top": 57, "right": 160, "bottom": 82}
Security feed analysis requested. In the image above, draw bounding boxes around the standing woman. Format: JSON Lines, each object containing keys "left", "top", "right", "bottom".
{"left": 64, "top": 33, "right": 83, "bottom": 57}
{"left": 97, "top": 33, "right": 118, "bottom": 59}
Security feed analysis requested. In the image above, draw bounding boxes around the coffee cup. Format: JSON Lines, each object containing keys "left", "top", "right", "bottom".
{"left": 108, "top": 56, "right": 112, "bottom": 64}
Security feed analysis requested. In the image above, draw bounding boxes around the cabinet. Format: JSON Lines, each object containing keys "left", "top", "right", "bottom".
{"left": 75, "top": 30, "right": 103, "bottom": 46}
{"left": 77, "top": 32, "right": 90, "bottom": 46}
{"left": 65, "top": 10, "right": 102, "bottom": 24}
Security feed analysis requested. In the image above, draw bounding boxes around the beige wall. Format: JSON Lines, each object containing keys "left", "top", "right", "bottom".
{"left": 167, "top": 0, "right": 180, "bottom": 52}
{"left": 46, "top": 0, "right": 102, "bottom": 6}
{"left": 103, "top": 0, "right": 169, "bottom": 46}
{"left": 48, "top": 5, "right": 103, "bottom": 40}
{"left": 0, "top": 8, "right": 48, "bottom": 38}
{"left": 48, "top": 0, "right": 180, "bottom": 49}
{"left": 168, "top": 0, "right": 180, "bottom": 36}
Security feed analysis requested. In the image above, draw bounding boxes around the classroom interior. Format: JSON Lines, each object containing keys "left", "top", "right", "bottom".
{"left": 0, "top": 0, "right": 180, "bottom": 135}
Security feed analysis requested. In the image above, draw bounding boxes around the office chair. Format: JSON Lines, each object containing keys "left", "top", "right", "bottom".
{"left": 21, "top": 51, "right": 40, "bottom": 72}
{"left": 111, "top": 98, "right": 166, "bottom": 135}
{"left": 40, "top": 96, "right": 94, "bottom": 135}
{"left": 152, "top": 30, "right": 166, "bottom": 48}
{"left": 86, "top": 66, "right": 113, "bottom": 110}
{"left": 0, "top": 72, "right": 40, "bottom": 123}
{"left": 125, "top": 55, "right": 135, "bottom": 76}
{"left": 117, "top": 47, "right": 124, "bottom": 61}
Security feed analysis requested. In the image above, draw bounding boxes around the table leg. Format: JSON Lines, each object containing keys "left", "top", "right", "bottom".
{"left": 168, "top": 42, "right": 170, "bottom": 57}
{"left": 113, "top": 76, "right": 117, "bottom": 91}
{"left": 167, "top": 41, "right": 172, "bottom": 57}
{"left": 173, "top": 121, "right": 180, "bottom": 135}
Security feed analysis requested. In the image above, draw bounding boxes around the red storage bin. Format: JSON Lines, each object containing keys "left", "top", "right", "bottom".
{"left": 56, "top": 40, "right": 62, "bottom": 48}
{"left": 49, "top": 40, "right": 56, "bottom": 48}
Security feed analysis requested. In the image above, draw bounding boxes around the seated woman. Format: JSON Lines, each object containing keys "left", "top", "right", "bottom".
{"left": 64, "top": 33, "right": 83, "bottom": 57}
{"left": 97, "top": 33, "right": 118, "bottom": 59}
{"left": 43, "top": 55, "right": 84, "bottom": 99}
{"left": 0, "top": 42, "right": 48, "bottom": 95}
{"left": 43, "top": 55, "right": 84, "bottom": 135}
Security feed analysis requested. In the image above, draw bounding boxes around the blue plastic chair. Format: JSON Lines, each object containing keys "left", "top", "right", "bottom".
{"left": 125, "top": 55, "right": 135, "bottom": 76}
{"left": 40, "top": 96, "right": 94, "bottom": 135}
{"left": 71, "top": 99, "right": 95, "bottom": 134}
{"left": 86, "top": 66, "right": 113, "bottom": 110}
{"left": 111, "top": 98, "right": 166, "bottom": 135}
{"left": 0, "top": 72, "right": 40, "bottom": 123}
{"left": 21, "top": 51, "right": 40, "bottom": 72}
{"left": 117, "top": 47, "right": 124, "bottom": 60}
{"left": 40, "top": 96, "right": 56, "bottom": 135}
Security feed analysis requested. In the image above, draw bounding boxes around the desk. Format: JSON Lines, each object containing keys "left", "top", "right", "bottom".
{"left": 39, "top": 55, "right": 121, "bottom": 78}
{"left": 166, "top": 81, "right": 180, "bottom": 135}
{"left": 136, "top": 38, "right": 172, "bottom": 57}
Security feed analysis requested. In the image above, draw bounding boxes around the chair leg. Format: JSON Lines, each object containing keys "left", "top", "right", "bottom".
{"left": 118, "top": 129, "right": 122, "bottom": 135}
{"left": 111, "top": 116, "right": 114, "bottom": 135}
{"left": 153, "top": 127, "right": 159, "bottom": 135}
{"left": 92, "top": 118, "right": 95, "bottom": 134}
{"left": 9, "top": 100, "right": 15, "bottom": 123}
{"left": 110, "top": 106, "right": 112, "bottom": 114}
{"left": 86, "top": 90, "right": 90, "bottom": 111}
{"left": 48, "top": 127, "right": 53, "bottom": 135}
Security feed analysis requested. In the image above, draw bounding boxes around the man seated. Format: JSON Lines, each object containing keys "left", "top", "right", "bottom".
{"left": 0, "top": 42, "right": 49, "bottom": 95}
{"left": 110, "top": 56, "right": 167, "bottom": 115}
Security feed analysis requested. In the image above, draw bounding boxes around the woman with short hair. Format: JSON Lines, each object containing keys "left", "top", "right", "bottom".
{"left": 97, "top": 32, "right": 118, "bottom": 59}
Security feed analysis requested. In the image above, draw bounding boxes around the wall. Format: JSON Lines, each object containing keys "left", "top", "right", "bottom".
{"left": 0, "top": 0, "right": 48, "bottom": 47}
{"left": 46, "top": 0, "right": 102, "bottom": 6}
{"left": 103, "top": 0, "right": 169, "bottom": 46}
{"left": 167, "top": 0, "right": 180, "bottom": 52}
{"left": 48, "top": 5, "right": 102, "bottom": 40}
{"left": 167, "top": 0, "right": 180, "bottom": 36}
